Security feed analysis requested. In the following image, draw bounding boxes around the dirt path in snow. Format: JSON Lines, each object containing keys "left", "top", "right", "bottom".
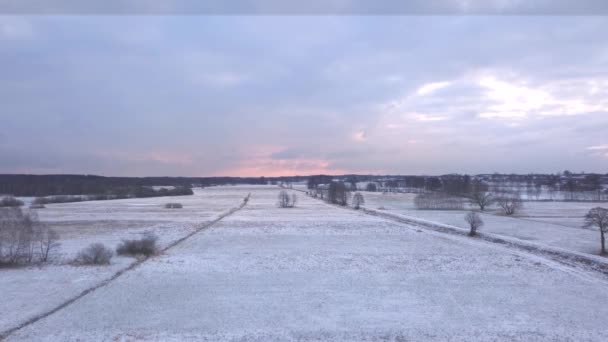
{"left": 0, "top": 193, "right": 251, "bottom": 341}
{"left": 293, "top": 188, "right": 608, "bottom": 283}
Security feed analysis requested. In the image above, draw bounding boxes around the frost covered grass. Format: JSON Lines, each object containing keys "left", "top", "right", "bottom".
{"left": 0, "top": 187, "right": 249, "bottom": 336}
{"left": 7, "top": 187, "right": 608, "bottom": 341}
{"left": 362, "top": 191, "right": 608, "bottom": 256}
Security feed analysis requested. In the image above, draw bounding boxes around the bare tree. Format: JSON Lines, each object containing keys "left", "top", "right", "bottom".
{"left": 1, "top": 208, "right": 60, "bottom": 265}
{"left": 583, "top": 207, "right": 608, "bottom": 255}
{"left": 38, "top": 227, "right": 60, "bottom": 262}
{"left": 290, "top": 193, "right": 297, "bottom": 208}
{"left": 464, "top": 212, "right": 484, "bottom": 236}
{"left": 352, "top": 192, "right": 365, "bottom": 209}
{"left": 468, "top": 192, "right": 494, "bottom": 211}
{"left": 498, "top": 194, "right": 523, "bottom": 215}
{"left": 277, "top": 190, "right": 296, "bottom": 208}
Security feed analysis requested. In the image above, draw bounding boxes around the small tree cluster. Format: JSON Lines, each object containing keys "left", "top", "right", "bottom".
{"left": 75, "top": 243, "right": 113, "bottom": 265}
{"left": 0, "top": 196, "right": 24, "bottom": 208}
{"left": 277, "top": 190, "right": 297, "bottom": 208}
{"left": 464, "top": 211, "right": 484, "bottom": 236}
{"left": 414, "top": 193, "right": 464, "bottom": 210}
{"left": 327, "top": 182, "right": 350, "bottom": 206}
{"left": 0, "top": 208, "right": 60, "bottom": 265}
{"left": 352, "top": 192, "right": 365, "bottom": 209}
{"left": 365, "top": 183, "right": 378, "bottom": 192}
{"left": 583, "top": 207, "right": 608, "bottom": 255}
{"left": 116, "top": 232, "right": 159, "bottom": 257}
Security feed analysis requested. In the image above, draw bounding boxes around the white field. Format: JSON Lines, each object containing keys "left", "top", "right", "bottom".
{"left": 5, "top": 186, "right": 608, "bottom": 341}
{"left": 0, "top": 187, "right": 249, "bottom": 334}
{"left": 361, "top": 191, "right": 608, "bottom": 256}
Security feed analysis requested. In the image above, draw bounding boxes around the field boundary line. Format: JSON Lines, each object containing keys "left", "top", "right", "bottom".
{"left": 292, "top": 187, "right": 608, "bottom": 279}
{"left": 0, "top": 193, "right": 251, "bottom": 341}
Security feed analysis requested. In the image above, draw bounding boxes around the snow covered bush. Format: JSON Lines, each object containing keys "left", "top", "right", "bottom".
{"left": 464, "top": 211, "right": 484, "bottom": 236}
{"left": 116, "top": 232, "right": 158, "bottom": 257}
{"left": 0, "top": 196, "right": 24, "bottom": 208}
{"left": 75, "top": 243, "right": 113, "bottom": 265}
{"left": 164, "top": 203, "right": 183, "bottom": 209}
{"left": 498, "top": 194, "right": 523, "bottom": 215}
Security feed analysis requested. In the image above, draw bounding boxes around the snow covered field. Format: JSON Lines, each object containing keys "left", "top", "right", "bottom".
{"left": 362, "top": 192, "right": 608, "bottom": 256}
{"left": 1, "top": 187, "right": 249, "bottom": 335}
{"left": 6, "top": 186, "right": 608, "bottom": 341}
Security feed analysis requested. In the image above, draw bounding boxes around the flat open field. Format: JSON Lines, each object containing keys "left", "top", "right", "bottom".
{"left": 5, "top": 186, "right": 608, "bottom": 341}
{"left": 361, "top": 191, "right": 607, "bottom": 256}
{"left": 1, "top": 187, "right": 249, "bottom": 334}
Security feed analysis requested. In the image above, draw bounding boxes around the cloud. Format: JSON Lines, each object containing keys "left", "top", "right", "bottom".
{"left": 1, "top": 16, "right": 608, "bottom": 176}
{"left": 2, "top": 0, "right": 608, "bottom": 14}
{"left": 0, "top": 16, "right": 33, "bottom": 39}
{"left": 587, "top": 145, "right": 608, "bottom": 151}
{"left": 415, "top": 81, "right": 451, "bottom": 96}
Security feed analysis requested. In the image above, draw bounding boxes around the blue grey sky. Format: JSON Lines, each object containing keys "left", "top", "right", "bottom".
{"left": 1, "top": 14, "right": 607, "bottom": 176}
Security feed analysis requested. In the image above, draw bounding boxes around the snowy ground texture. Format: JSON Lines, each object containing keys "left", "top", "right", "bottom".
{"left": 360, "top": 191, "right": 608, "bottom": 256}
{"left": 5, "top": 186, "right": 608, "bottom": 341}
{"left": 1, "top": 187, "right": 248, "bottom": 336}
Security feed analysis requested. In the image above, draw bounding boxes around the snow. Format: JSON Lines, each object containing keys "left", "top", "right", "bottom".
{"left": 6, "top": 187, "right": 608, "bottom": 341}
{"left": 0, "top": 187, "right": 250, "bottom": 336}
{"left": 362, "top": 191, "right": 608, "bottom": 256}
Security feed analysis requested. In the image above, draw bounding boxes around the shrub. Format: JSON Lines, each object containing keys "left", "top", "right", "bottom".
{"left": 0, "top": 196, "right": 24, "bottom": 207}
{"left": 33, "top": 195, "right": 85, "bottom": 205}
{"left": 164, "top": 203, "right": 183, "bottom": 209}
{"left": 75, "top": 243, "right": 113, "bottom": 265}
{"left": 414, "top": 193, "right": 464, "bottom": 210}
{"left": 116, "top": 232, "right": 158, "bottom": 257}
{"left": 352, "top": 192, "right": 365, "bottom": 209}
{"left": 277, "top": 191, "right": 296, "bottom": 208}
{"left": 498, "top": 194, "right": 523, "bottom": 215}
{"left": 465, "top": 211, "right": 484, "bottom": 236}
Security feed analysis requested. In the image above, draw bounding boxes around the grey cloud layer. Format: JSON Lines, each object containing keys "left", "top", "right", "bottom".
{"left": 0, "top": 16, "right": 607, "bottom": 176}
{"left": 2, "top": 1, "right": 608, "bottom": 14}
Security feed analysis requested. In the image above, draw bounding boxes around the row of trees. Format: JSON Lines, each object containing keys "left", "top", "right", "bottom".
{"left": 412, "top": 189, "right": 523, "bottom": 216}
{"left": 414, "top": 193, "right": 465, "bottom": 210}
{"left": 306, "top": 182, "right": 366, "bottom": 209}
{"left": 326, "top": 172, "right": 607, "bottom": 202}
{"left": 31, "top": 186, "right": 194, "bottom": 205}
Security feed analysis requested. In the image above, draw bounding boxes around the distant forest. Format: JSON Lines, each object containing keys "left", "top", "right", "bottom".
{"left": 0, "top": 174, "right": 305, "bottom": 197}
{"left": 0, "top": 173, "right": 607, "bottom": 200}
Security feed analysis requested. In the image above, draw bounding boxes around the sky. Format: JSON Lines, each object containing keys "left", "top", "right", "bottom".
{"left": 1, "top": 12, "right": 607, "bottom": 176}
